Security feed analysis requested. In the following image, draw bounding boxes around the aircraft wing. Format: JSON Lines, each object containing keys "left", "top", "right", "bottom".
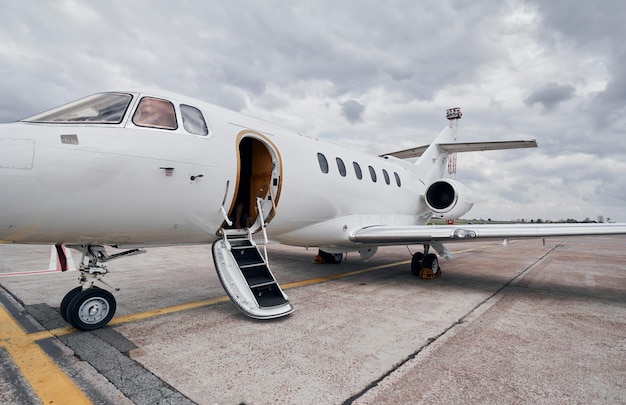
{"left": 381, "top": 140, "right": 537, "bottom": 159}
{"left": 350, "top": 223, "right": 626, "bottom": 245}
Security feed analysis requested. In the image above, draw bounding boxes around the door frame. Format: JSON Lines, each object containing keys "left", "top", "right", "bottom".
{"left": 223, "top": 131, "right": 282, "bottom": 232}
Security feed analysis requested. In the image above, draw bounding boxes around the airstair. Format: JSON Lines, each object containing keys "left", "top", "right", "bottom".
{"left": 212, "top": 198, "right": 293, "bottom": 319}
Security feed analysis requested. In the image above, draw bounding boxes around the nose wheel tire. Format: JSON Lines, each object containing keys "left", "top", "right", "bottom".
{"left": 60, "top": 286, "right": 83, "bottom": 323}
{"left": 65, "top": 287, "right": 117, "bottom": 330}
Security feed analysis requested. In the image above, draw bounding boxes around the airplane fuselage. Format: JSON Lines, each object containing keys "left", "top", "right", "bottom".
{"left": 0, "top": 90, "right": 432, "bottom": 250}
{"left": 6, "top": 89, "right": 626, "bottom": 328}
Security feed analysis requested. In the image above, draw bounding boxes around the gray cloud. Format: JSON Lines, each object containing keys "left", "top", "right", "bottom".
{"left": 524, "top": 82, "right": 576, "bottom": 111}
{"left": 340, "top": 99, "right": 366, "bottom": 124}
{"left": 528, "top": 0, "right": 626, "bottom": 130}
{"left": 0, "top": 0, "right": 625, "bottom": 221}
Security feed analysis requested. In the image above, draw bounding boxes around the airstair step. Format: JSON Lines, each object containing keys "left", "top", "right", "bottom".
{"left": 252, "top": 284, "right": 289, "bottom": 307}
{"left": 242, "top": 265, "right": 275, "bottom": 287}
{"left": 232, "top": 247, "right": 264, "bottom": 267}
{"left": 229, "top": 239, "right": 253, "bottom": 248}
{"left": 213, "top": 230, "right": 292, "bottom": 319}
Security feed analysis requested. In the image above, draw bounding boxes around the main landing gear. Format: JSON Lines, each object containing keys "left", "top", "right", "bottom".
{"left": 60, "top": 245, "right": 144, "bottom": 330}
{"left": 314, "top": 249, "right": 344, "bottom": 264}
{"left": 411, "top": 245, "right": 441, "bottom": 279}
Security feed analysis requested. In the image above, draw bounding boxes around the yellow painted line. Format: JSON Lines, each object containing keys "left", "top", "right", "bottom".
{"left": 0, "top": 304, "right": 92, "bottom": 404}
{"left": 27, "top": 325, "right": 76, "bottom": 342}
{"left": 108, "top": 259, "right": 414, "bottom": 325}
{"left": 282, "top": 260, "right": 412, "bottom": 289}
{"left": 41, "top": 258, "right": 414, "bottom": 335}
{"left": 38, "top": 243, "right": 505, "bottom": 337}
{"left": 40, "top": 245, "right": 500, "bottom": 335}
{"left": 108, "top": 295, "right": 232, "bottom": 326}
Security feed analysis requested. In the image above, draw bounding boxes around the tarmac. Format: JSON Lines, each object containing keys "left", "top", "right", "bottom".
{"left": 0, "top": 236, "right": 625, "bottom": 404}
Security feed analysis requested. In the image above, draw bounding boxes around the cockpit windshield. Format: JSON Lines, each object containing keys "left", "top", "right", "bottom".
{"left": 21, "top": 92, "right": 133, "bottom": 124}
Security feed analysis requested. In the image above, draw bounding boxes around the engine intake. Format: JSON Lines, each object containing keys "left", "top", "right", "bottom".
{"left": 425, "top": 179, "right": 474, "bottom": 219}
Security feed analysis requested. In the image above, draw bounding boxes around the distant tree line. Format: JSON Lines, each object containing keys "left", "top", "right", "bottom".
{"left": 458, "top": 215, "right": 609, "bottom": 224}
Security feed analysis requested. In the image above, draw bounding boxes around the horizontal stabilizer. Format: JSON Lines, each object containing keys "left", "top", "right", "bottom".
{"left": 382, "top": 140, "right": 537, "bottom": 159}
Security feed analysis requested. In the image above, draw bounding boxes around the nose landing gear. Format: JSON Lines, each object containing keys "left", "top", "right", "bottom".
{"left": 60, "top": 286, "right": 117, "bottom": 330}
{"left": 60, "top": 245, "right": 144, "bottom": 331}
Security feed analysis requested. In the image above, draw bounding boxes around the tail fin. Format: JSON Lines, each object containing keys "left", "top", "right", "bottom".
{"left": 413, "top": 126, "right": 457, "bottom": 186}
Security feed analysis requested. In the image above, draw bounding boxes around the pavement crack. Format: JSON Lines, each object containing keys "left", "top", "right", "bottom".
{"left": 344, "top": 242, "right": 562, "bottom": 405}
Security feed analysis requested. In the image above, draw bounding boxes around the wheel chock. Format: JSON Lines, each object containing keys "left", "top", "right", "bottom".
{"left": 419, "top": 268, "right": 443, "bottom": 279}
{"left": 419, "top": 268, "right": 436, "bottom": 279}
{"left": 313, "top": 255, "right": 326, "bottom": 264}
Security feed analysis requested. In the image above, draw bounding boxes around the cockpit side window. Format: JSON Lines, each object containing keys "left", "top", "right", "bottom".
{"left": 21, "top": 93, "right": 132, "bottom": 124}
{"left": 180, "top": 104, "right": 208, "bottom": 136}
{"left": 132, "top": 97, "right": 177, "bottom": 130}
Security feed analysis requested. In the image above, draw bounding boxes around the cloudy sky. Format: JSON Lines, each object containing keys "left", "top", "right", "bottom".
{"left": 1, "top": 0, "right": 625, "bottom": 222}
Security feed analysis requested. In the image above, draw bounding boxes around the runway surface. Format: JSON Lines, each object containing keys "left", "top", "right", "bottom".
{"left": 1, "top": 236, "right": 625, "bottom": 404}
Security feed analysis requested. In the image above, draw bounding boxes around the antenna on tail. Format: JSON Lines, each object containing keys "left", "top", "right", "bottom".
{"left": 445, "top": 107, "right": 462, "bottom": 130}
{"left": 445, "top": 107, "right": 462, "bottom": 178}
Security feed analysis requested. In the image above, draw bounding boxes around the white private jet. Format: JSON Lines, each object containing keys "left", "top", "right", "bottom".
{"left": 1, "top": 90, "right": 625, "bottom": 330}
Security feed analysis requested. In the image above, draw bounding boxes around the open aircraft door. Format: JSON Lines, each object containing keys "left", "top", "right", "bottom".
{"left": 213, "top": 131, "right": 292, "bottom": 319}
{"left": 226, "top": 132, "right": 282, "bottom": 232}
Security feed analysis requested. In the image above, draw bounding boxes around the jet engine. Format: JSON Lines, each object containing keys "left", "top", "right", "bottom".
{"left": 425, "top": 179, "right": 474, "bottom": 219}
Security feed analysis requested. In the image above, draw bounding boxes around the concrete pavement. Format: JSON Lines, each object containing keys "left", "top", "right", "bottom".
{"left": 1, "top": 236, "right": 625, "bottom": 404}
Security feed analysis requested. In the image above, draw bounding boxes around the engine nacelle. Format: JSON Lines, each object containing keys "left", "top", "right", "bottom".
{"left": 425, "top": 179, "right": 474, "bottom": 219}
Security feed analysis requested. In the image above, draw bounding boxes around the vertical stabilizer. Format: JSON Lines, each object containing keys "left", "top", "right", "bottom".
{"left": 413, "top": 126, "right": 456, "bottom": 185}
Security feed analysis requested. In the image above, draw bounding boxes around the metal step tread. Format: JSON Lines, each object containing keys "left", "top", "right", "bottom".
{"left": 248, "top": 280, "right": 278, "bottom": 289}
{"left": 232, "top": 249, "right": 264, "bottom": 267}
{"left": 229, "top": 240, "right": 253, "bottom": 248}
{"left": 243, "top": 265, "right": 276, "bottom": 287}
{"left": 252, "top": 284, "right": 289, "bottom": 307}
{"left": 231, "top": 245, "right": 256, "bottom": 251}
{"left": 235, "top": 259, "right": 265, "bottom": 267}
